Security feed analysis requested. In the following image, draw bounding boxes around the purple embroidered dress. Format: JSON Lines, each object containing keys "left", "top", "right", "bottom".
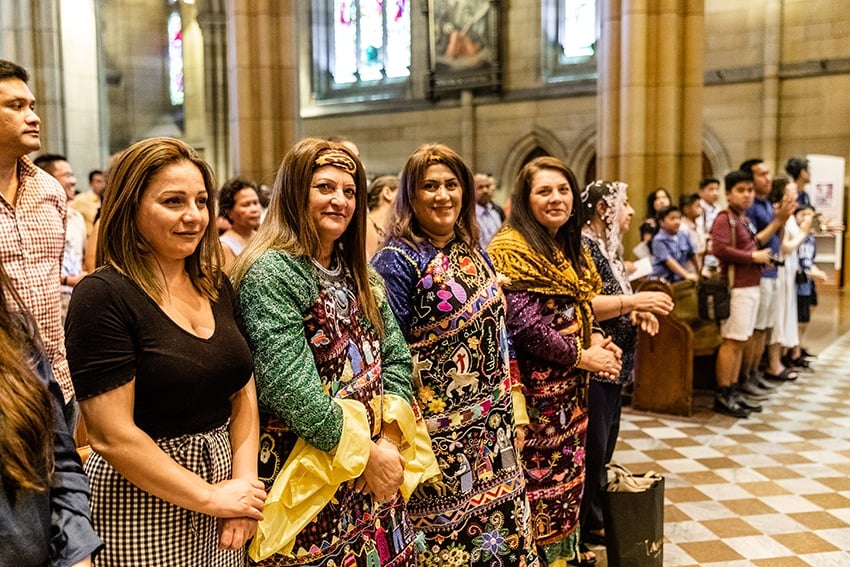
{"left": 503, "top": 291, "right": 588, "bottom": 549}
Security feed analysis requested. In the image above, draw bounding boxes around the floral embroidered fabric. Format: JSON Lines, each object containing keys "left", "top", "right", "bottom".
{"left": 373, "top": 238, "right": 539, "bottom": 567}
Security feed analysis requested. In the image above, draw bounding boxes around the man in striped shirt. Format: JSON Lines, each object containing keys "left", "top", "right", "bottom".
{"left": 0, "top": 59, "right": 77, "bottom": 428}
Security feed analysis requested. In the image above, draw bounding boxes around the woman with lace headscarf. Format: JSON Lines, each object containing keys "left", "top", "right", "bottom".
{"left": 577, "top": 180, "right": 673, "bottom": 549}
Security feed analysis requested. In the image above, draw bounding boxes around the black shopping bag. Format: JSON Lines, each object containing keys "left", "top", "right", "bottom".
{"left": 602, "top": 464, "right": 664, "bottom": 567}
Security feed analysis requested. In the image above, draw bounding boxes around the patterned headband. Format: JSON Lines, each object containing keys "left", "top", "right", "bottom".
{"left": 314, "top": 149, "right": 357, "bottom": 175}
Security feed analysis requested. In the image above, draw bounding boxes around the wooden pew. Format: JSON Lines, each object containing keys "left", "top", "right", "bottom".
{"left": 632, "top": 280, "right": 722, "bottom": 416}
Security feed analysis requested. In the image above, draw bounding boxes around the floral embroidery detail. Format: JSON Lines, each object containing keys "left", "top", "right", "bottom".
{"left": 373, "top": 240, "right": 538, "bottom": 567}
{"left": 427, "top": 397, "right": 447, "bottom": 414}
{"left": 419, "top": 385, "right": 436, "bottom": 403}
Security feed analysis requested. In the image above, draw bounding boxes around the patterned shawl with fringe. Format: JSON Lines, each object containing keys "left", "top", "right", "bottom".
{"left": 488, "top": 226, "right": 602, "bottom": 348}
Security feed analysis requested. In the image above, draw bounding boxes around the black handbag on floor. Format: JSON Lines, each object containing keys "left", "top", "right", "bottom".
{"left": 602, "top": 464, "right": 664, "bottom": 567}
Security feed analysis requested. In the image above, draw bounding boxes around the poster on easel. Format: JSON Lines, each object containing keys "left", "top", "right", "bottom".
{"left": 806, "top": 154, "right": 845, "bottom": 271}
{"left": 806, "top": 155, "right": 845, "bottom": 223}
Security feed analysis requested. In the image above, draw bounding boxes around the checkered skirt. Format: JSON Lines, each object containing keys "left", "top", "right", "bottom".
{"left": 85, "top": 422, "right": 246, "bottom": 566}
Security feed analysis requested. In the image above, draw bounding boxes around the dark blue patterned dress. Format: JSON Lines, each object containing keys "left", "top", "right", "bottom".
{"left": 373, "top": 238, "right": 539, "bottom": 567}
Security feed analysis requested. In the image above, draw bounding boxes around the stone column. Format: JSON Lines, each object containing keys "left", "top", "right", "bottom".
{"left": 181, "top": 1, "right": 207, "bottom": 160}
{"left": 760, "top": 0, "right": 781, "bottom": 171}
{"left": 0, "top": 0, "right": 65, "bottom": 153}
{"left": 225, "top": 0, "right": 298, "bottom": 184}
{"left": 460, "top": 89, "right": 475, "bottom": 164}
{"left": 598, "top": 0, "right": 704, "bottom": 244}
{"left": 196, "top": 0, "right": 230, "bottom": 182}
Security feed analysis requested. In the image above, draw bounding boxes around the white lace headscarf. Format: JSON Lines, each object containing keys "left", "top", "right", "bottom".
{"left": 580, "top": 180, "right": 632, "bottom": 295}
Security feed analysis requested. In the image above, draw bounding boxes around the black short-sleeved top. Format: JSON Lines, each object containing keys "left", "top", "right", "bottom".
{"left": 65, "top": 267, "right": 253, "bottom": 438}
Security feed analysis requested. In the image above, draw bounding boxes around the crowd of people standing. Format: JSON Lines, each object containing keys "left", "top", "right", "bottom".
{"left": 2, "top": 53, "right": 841, "bottom": 567}
{"left": 637, "top": 158, "right": 840, "bottom": 418}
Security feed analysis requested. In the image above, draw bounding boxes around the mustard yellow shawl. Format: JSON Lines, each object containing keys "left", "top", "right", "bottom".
{"left": 488, "top": 226, "right": 601, "bottom": 347}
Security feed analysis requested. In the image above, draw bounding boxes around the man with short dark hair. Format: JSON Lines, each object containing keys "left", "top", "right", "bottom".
{"left": 741, "top": 158, "right": 796, "bottom": 391}
{"left": 474, "top": 172, "right": 504, "bottom": 248}
{"left": 0, "top": 59, "right": 76, "bottom": 425}
{"left": 785, "top": 157, "right": 811, "bottom": 207}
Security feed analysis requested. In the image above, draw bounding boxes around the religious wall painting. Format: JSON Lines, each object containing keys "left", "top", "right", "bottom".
{"left": 426, "top": 0, "right": 502, "bottom": 97}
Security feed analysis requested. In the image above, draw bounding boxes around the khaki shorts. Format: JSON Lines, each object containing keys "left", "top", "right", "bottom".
{"left": 754, "top": 277, "right": 778, "bottom": 330}
{"left": 720, "top": 286, "right": 761, "bottom": 342}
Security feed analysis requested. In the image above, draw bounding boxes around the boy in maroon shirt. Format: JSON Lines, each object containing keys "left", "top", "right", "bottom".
{"left": 710, "top": 170, "right": 772, "bottom": 417}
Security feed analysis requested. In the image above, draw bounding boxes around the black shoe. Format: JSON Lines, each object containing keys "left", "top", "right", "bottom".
{"left": 739, "top": 380, "right": 771, "bottom": 399}
{"left": 714, "top": 391, "right": 751, "bottom": 418}
{"left": 733, "top": 388, "right": 763, "bottom": 412}
{"left": 568, "top": 544, "right": 597, "bottom": 566}
{"left": 756, "top": 376, "right": 778, "bottom": 391}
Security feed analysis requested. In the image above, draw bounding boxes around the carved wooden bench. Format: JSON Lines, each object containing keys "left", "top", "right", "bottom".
{"left": 631, "top": 279, "right": 722, "bottom": 416}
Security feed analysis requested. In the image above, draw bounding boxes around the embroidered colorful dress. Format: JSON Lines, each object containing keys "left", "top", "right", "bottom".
{"left": 373, "top": 238, "right": 539, "bottom": 567}
{"left": 487, "top": 227, "right": 602, "bottom": 565}
{"left": 237, "top": 250, "right": 438, "bottom": 567}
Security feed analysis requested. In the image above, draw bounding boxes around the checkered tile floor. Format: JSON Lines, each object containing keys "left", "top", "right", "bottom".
{"left": 602, "top": 330, "right": 850, "bottom": 566}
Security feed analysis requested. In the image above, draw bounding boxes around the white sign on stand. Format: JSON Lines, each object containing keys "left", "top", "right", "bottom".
{"left": 805, "top": 154, "right": 845, "bottom": 272}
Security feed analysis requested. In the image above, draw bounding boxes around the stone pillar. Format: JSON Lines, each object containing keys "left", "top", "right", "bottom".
{"left": 760, "top": 0, "right": 781, "bottom": 171}
{"left": 181, "top": 1, "right": 207, "bottom": 160}
{"left": 0, "top": 0, "right": 66, "bottom": 154}
{"left": 226, "top": 0, "right": 298, "bottom": 184}
{"left": 598, "top": 0, "right": 704, "bottom": 244}
{"left": 460, "top": 89, "right": 475, "bottom": 164}
{"left": 59, "top": 0, "right": 107, "bottom": 174}
{"left": 196, "top": 0, "right": 230, "bottom": 182}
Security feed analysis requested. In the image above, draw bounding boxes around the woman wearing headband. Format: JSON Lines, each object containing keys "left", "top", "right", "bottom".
{"left": 233, "top": 138, "right": 437, "bottom": 567}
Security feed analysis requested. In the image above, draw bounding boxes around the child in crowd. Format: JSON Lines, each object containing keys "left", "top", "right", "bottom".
{"left": 792, "top": 205, "right": 827, "bottom": 362}
{"left": 631, "top": 219, "right": 658, "bottom": 259}
{"left": 711, "top": 170, "right": 773, "bottom": 417}
{"left": 650, "top": 205, "right": 698, "bottom": 282}
{"left": 680, "top": 192, "right": 706, "bottom": 258}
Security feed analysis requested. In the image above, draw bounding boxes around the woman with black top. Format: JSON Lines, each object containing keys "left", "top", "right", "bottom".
{"left": 65, "top": 137, "right": 266, "bottom": 566}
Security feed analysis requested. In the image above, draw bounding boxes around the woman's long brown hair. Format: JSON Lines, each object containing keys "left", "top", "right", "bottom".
{"left": 387, "top": 143, "right": 480, "bottom": 250}
{"left": 0, "top": 263, "right": 54, "bottom": 491}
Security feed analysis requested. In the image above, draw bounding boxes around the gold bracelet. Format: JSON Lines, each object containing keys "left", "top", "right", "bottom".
{"left": 618, "top": 296, "right": 623, "bottom": 315}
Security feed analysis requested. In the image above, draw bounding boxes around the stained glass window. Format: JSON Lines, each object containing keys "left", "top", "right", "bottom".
{"left": 542, "top": 0, "right": 597, "bottom": 83}
{"left": 167, "top": 10, "right": 184, "bottom": 106}
{"left": 560, "top": 0, "right": 596, "bottom": 61}
{"left": 315, "top": 1, "right": 411, "bottom": 100}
